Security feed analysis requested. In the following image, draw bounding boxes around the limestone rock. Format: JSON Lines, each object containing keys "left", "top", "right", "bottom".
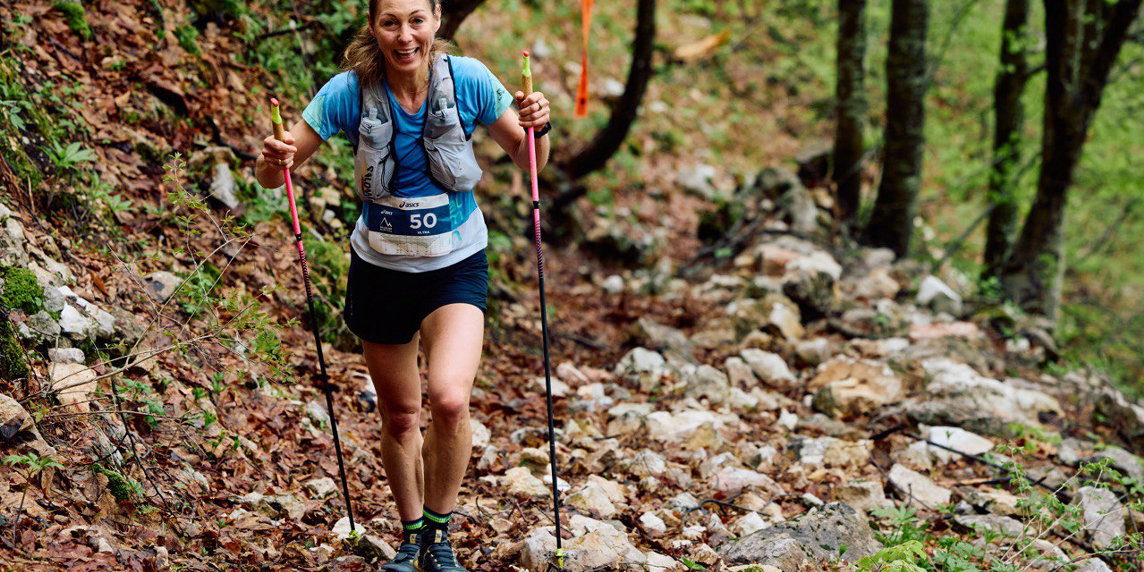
{"left": 888, "top": 464, "right": 952, "bottom": 507}
{"left": 682, "top": 364, "right": 731, "bottom": 403}
{"left": 917, "top": 275, "right": 963, "bottom": 315}
{"left": 646, "top": 410, "right": 727, "bottom": 444}
{"left": 143, "top": 271, "right": 181, "bottom": 303}
{"left": 504, "top": 467, "right": 549, "bottom": 498}
{"left": 795, "top": 338, "right": 832, "bottom": 366}
{"left": 954, "top": 514, "right": 1026, "bottom": 537}
{"left": 1094, "top": 390, "right": 1144, "bottom": 453}
{"left": 739, "top": 349, "right": 795, "bottom": 385}
{"left": 927, "top": 426, "right": 994, "bottom": 462}
{"left": 470, "top": 418, "right": 491, "bottom": 449}
{"left": 906, "top": 359, "right": 1062, "bottom": 436}
{"left": 50, "top": 363, "right": 98, "bottom": 413}
{"left": 1074, "top": 486, "right": 1125, "bottom": 549}
{"left": 306, "top": 477, "right": 337, "bottom": 499}
{"left": 833, "top": 480, "right": 892, "bottom": 513}
{"left": 0, "top": 393, "right": 34, "bottom": 442}
{"left": 782, "top": 251, "right": 842, "bottom": 317}
{"left": 614, "top": 347, "right": 669, "bottom": 391}
{"left": 719, "top": 503, "right": 881, "bottom": 567}
{"left": 810, "top": 357, "right": 903, "bottom": 418}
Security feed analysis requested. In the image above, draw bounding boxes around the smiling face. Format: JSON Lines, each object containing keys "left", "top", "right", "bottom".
{"left": 369, "top": 0, "right": 441, "bottom": 81}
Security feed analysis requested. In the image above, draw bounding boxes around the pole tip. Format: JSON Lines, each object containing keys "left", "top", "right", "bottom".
{"left": 270, "top": 97, "right": 280, "bottom": 107}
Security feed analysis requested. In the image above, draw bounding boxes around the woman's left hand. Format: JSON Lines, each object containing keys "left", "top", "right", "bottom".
{"left": 514, "top": 90, "right": 551, "bottom": 133}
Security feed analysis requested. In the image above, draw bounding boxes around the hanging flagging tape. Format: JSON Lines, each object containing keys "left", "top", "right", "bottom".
{"left": 574, "top": 0, "right": 594, "bottom": 118}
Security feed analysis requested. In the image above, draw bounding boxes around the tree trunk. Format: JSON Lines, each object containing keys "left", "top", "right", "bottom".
{"left": 863, "top": 0, "right": 929, "bottom": 257}
{"left": 554, "top": 0, "right": 656, "bottom": 192}
{"left": 1000, "top": 0, "right": 1142, "bottom": 317}
{"left": 833, "top": 0, "right": 868, "bottom": 223}
{"left": 982, "top": 0, "right": 1031, "bottom": 278}
{"left": 439, "top": 0, "right": 488, "bottom": 42}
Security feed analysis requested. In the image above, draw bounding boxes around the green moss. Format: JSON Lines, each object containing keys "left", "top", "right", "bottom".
{"left": 0, "top": 267, "right": 43, "bottom": 315}
{"left": 52, "top": 1, "right": 91, "bottom": 41}
{"left": 0, "top": 318, "right": 28, "bottom": 382}
{"left": 174, "top": 24, "right": 201, "bottom": 56}
{"left": 94, "top": 464, "right": 134, "bottom": 501}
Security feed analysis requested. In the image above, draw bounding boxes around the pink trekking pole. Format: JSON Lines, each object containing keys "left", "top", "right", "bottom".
{"left": 270, "top": 98, "right": 356, "bottom": 534}
{"left": 521, "top": 51, "right": 566, "bottom": 572}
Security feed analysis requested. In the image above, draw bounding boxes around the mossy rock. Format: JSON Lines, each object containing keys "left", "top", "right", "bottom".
{"left": 93, "top": 464, "right": 134, "bottom": 502}
{"left": 0, "top": 318, "right": 28, "bottom": 382}
{"left": 52, "top": 0, "right": 91, "bottom": 40}
{"left": 1, "top": 267, "right": 44, "bottom": 315}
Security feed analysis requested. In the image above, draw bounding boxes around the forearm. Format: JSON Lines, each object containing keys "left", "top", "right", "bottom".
{"left": 513, "top": 132, "right": 550, "bottom": 172}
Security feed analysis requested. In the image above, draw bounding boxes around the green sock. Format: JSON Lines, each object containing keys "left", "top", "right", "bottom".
{"left": 422, "top": 507, "right": 451, "bottom": 540}
{"left": 401, "top": 517, "right": 424, "bottom": 544}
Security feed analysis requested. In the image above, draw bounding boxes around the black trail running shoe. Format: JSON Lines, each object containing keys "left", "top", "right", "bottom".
{"left": 418, "top": 529, "right": 467, "bottom": 572}
{"left": 380, "top": 540, "right": 420, "bottom": 572}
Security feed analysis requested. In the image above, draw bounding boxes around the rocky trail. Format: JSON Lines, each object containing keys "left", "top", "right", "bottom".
{"left": 4, "top": 165, "right": 1143, "bottom": 571}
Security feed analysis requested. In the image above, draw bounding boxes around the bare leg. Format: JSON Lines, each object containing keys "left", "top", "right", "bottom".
{"left": 363, "top": 335, "right": 425, "bottom": 521}
{"left": 419, "top": 303, "right": 484, "bottom": 514}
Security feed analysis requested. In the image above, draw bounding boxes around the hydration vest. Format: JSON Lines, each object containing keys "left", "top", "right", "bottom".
{"left": 353, "top": 55, "right": 484, "bottom": 257}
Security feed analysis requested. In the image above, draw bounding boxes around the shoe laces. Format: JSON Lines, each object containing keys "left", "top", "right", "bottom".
{"left": 425, "top": 540, "right": 459, "bottom": 566}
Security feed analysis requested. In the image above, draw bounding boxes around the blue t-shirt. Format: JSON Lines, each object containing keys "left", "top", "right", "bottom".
{"left": 302, "top": 56, "right": 513, "bottom": 272}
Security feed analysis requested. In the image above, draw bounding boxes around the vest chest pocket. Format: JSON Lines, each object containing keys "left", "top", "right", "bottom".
{"left": 423, "top": 105, "right": 483, "bottom": 192}
{"left": 355, "top": 110, "right": 394, "bottom": 202}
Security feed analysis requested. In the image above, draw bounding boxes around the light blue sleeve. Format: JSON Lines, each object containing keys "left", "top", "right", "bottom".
{"left": 301, "top": 71, "right": 361, "bottom": 143}
{"left": 452, "top": 56, "right": 514, "bottom": 127}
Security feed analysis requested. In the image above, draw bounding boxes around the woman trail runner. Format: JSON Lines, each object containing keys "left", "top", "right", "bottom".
{"left": 254, "top": 0, "right": 551, "bottom": 569}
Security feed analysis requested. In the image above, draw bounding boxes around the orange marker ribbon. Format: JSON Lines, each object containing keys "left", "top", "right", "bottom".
{"left": 574, "top": 0, "right": 594, "bottom": 118}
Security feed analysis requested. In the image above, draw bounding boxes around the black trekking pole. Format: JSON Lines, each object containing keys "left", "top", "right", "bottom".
{"left": 521, "top": 52, "right": 566, "bottom": 572}
{"left": 270, "top": 98, "right": 356, "bottom": 534}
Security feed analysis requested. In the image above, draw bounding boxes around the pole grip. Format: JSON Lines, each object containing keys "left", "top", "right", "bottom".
{"left": 521, "top": 51, "right": 534, "bottom": 96}
{"left": 270, "top": 97, "right": 287, "bottom": 142}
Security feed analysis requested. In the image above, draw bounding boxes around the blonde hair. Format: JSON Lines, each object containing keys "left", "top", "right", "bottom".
{"left": 342, "top": 0, "right": 454, "bottom": 89}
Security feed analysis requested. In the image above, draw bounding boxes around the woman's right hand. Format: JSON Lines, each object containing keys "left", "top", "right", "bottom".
{"left": 260, "top": 131, "right": 298, "bottom": 171}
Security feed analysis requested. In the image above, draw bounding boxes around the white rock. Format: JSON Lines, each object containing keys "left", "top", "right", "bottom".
{"left": 627, "top": 449, "right": 668, "bottom": 477}
{"left": 732, "top": 512, "right": 769, "bottom": 536}
{"left": 602, "top": 274, "right": 625, "bottom": 294}
{"left": 640, "top": 512, "right": 667, "bottom": 537}
{"left": 917, "top": 275, "right": 963, "bottom": 315}
{"left": 1074, "top": 486, "right": 1125, "bottom": 549}
{"left": 58, "top": 304, "right": 95, "bottom": 337}
{"left": 534, "top": 375, "right": 569, "bottom": 397}
{"left": 305, "top": 401, "right": 330, "bottom": 426}
{"left": 470, "top": 419, "right": 491, "bottom": 448}
{"left": 646, "top": 551, "right": 684, "bottom": 571}
{"left": 724, "top": 357, "right": 756, "bottom": 387}
{"left": 927, "top": 426, "right": 994, "bottom": 462}
{"left": 50, "top": 363, "right": 98, "bottom": 413}
{"left": 306, "top": 477, "right": 337, "bottom": 498}
{"left": 776, "top": 409, "right": 799, "bottom": 431}
{"left": 740, "top": 349, "right": 795, "bottom": 384}
{"left": 795, "top": 338, "right": 832, "bottom": 366}
{"left": 48, "top": 347, "right": 85, "bottom": 364}
{"left": 504, "top": 467, "right": 549, "bottom": 498}
{"left": 713, "top": 467, "right": 783, "bottom": 495}
{"left": 888, "top": 464, "right": 951, "bottom": 507}
{"left": 833, "top": 480, "right": 892, "bottom": 513}
{"left": 646, "top": 410, "right": 726, "bottom": 443}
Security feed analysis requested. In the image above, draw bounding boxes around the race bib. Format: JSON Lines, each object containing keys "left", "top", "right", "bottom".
{"left": 366, "top": 194, "right": 457, "bottom": 257}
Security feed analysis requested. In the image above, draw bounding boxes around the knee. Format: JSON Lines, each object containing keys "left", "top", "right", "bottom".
{"left": 382, "top": 405, "right": 421, "bottom": 439}
{"left": 429, "top": 389, "right": 470, "bottom": 429}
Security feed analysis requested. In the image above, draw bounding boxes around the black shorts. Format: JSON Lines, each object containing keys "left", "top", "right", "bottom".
{"left": 343, "top": 247, "right": 488, "bottom": 345}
